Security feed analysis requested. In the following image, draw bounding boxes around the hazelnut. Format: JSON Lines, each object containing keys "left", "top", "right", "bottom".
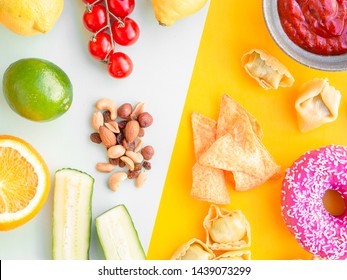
{"left": 141, "top": 145, "right": 154, "bottom": 160}
{"left": 138, "top": 112, "right": 153, "bottom": 128}
{"left": 137, "top": 112, "right": 153, "bottom": 127}
{"left": 118, "top": 103, "right": 132, "bottom": 119}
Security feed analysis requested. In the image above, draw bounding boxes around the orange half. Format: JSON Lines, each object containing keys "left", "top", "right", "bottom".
{"left": 0, "top": 135, "right": 50, "bottom": 231}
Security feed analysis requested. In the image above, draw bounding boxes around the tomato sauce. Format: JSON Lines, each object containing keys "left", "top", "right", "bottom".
{"left": 278, "top": 0, "right": 347, "bottom": 55}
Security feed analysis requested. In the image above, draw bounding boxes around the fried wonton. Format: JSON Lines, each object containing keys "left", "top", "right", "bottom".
{"left": 203, "top": 204, "right": 251, "bottom": 251}
{"left": 191, "top": 112, "right": 230, "bottom": 204}
{"left": 171, "top": 238, "right": 215, "bottom": 260}
{"left": 241, "top": 49, "right": 294, "bottom": 90}
{"left": 214, "top": 250, "right": 251, "bottom": 260}
{"left": 295, "top": 78, "right": 341, "bottom": 132}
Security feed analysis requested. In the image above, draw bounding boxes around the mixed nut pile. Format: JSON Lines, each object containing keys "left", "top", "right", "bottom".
{"left": 90, "top": 98, "right": 154, "bottom": 191}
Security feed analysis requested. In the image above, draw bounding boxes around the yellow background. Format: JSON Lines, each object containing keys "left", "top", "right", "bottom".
{"left": 147, "top": 0, "right": 347, "bottom": 260}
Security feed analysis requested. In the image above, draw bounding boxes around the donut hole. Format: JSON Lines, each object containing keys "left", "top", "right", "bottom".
{"left": 322, "top": 189, "right": 346, "bottom": 217}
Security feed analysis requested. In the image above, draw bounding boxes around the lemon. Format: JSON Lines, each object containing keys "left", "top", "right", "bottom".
{"left": 0, "top": 134, "right": 50, "bottom": 231}
{"left": 2, "top": 58, "right": 73, "bottom": 122}
{"left": 0, "top": 0, "right": 64, "bottom": 36}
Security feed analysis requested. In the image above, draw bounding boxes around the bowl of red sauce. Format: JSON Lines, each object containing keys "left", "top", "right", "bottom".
{"left": 263, "top": 0, "right": 347, "bottom": 71}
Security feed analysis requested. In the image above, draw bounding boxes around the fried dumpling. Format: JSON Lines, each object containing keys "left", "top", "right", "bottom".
{"left": 295, "top": 78, "right": 341, "bottom": 132}
{"left": 241, "top": 49, "right": 294, "bottom": 90}
{"left": 214, "top": 250, "right": 251, "bottom": 260}
{"left": 203, "top": 204, "right": 251, "bottom": 251}
{"left": 171, "top": 238, "right": 215, "bottom": 260}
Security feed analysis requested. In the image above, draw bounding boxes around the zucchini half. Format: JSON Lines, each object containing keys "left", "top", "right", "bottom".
{"left": 52, "top": 168, "right": 94, "bottom": 260}
{"left": 96, "top": 204, "right": 146, "bottom": 260}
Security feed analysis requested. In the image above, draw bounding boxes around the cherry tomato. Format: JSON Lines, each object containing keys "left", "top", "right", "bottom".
{"left": 83, "top": 0, "right": 102, "bottom": 4}
{"left": 108, "top": 52, "right": 133, "bottom": 78}
{"left": 111, "top": 18, "right": 140, "bottom": 46}
{"left": 88, "top": 32, "right": 113, "bottom": 60}
{"left": 83, "top": 4, "right": 107, "bottom": 33}
{"left": 107, "top": 0, "right": 135, "bottom": 18}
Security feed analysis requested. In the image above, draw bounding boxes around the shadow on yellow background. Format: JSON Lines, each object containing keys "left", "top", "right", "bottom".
{"left": 147, "top": 0, "right": 347, "bottom": 260}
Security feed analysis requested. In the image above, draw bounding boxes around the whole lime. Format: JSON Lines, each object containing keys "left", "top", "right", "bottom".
{"left": 2, "top": 58, "right": 73, "bottom": 122}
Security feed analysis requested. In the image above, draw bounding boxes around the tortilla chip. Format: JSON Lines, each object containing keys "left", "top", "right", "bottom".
{"left": 191, "top": 162, "right": 230, "bottom": 204}
{"left": 191, "top": 112, "right": 230, "bottom": 204}
{"left": 199, "top": 133, "right": 280, "bottom": 191}
{"left": 217, "top": 94, "right": 263, "bottom": 140}
{"left": 232, "top": 169, "right": 281, "bottom": 191}
{"left": 191, "top": 112, "right": 217, "bottom": 160}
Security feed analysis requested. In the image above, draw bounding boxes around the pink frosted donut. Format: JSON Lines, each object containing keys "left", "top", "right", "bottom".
{"left": 281, "top": 145, "right": 347, "bottom": 260}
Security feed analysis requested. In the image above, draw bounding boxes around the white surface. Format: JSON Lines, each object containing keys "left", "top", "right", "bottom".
{"left": 0, "top": 0, "right": 209, "bottom": 259}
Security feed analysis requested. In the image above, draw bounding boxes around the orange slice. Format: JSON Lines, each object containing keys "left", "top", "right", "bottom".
{"left": 0, "top": 135, "right": 50, "bottom": 231}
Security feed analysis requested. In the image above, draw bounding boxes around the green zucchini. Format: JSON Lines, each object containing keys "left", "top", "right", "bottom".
{"left": 96, "top": 204, "right": 146, "bottom": 260}
{"left": 52, "top": 168, "right": 94, "bottom": 260}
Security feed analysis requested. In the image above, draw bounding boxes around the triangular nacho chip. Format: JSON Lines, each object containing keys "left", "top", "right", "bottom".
{"left": 191, "top": 162, "right": 230, "bottom": 204}
{"left": 232, "top": 168, "right": 281, "bottom": 191}
{"left": 199, "top": 133, "right": 280, "bottom": 191}
{"left": 191, "top": 112, "right": 217, "bottom": 160}
{"left": 190, "top": 112, "right": 230, "bottom": 204}
{"left": 217, "top": 94, "right": 263, "bottom": 140}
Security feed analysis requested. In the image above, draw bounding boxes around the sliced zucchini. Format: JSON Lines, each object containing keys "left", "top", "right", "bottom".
{"left": 96, "top": 204, "right": 146, "bottom": 260}
{"left": 52, "top": 168, "right": 94, "bottom": 260}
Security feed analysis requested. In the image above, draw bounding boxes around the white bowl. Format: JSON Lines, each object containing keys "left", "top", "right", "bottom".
{"left": 262, "top": 0, "right": 347, "bottom": 71}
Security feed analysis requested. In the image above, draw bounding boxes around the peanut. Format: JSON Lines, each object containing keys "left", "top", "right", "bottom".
{"left": 91, "top": 111, "right": 104, "bottom": 131}
{"left": 125, "top": 150, "right": 144, "bottom": 164}
{"left": 130, "top": 102, "right": 145, "bottom": 119}
{"left": 120, "top": 156, "right": 135, "bottom": 171}
{"left": 105, "top": 121, "right": 120, "bottom": 133}
{"left": 95, "top": 163, "right": 116, "bottom": 173}
{"left": 107, "top": 145, "right": 126, "bottom": 159}
{"left": 136, "top": 172, "right": 148, "bottom": 188}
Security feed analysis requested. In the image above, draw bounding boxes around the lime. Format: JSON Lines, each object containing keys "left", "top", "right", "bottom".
{"left": 2, "top": 58, "right": 73, "bottom": 122}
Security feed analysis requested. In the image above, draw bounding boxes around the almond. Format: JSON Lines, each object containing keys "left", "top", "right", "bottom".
{"left": 99, "top": 126, "right": 117, "bottom": 148}
{"left": 124, "top": 120, "right": 140, "bottom": 143}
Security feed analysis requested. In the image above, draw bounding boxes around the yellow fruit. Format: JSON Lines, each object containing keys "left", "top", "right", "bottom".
{"left": 152, "top": 0, "right": 208, "bottom": 26}
{"left": 0, "top": 0, "right": 64, "bottom": 36}
{"left": 2, "top": 58, "right": 73, "bottom": 122}
{"left": 0, "top": 135, "right": 50, "bottom": 231}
